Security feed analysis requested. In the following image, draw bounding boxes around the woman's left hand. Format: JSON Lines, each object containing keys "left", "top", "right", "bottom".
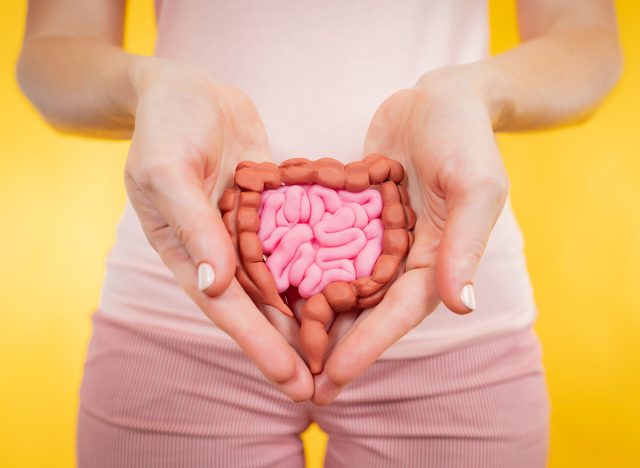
{"left": 313, "top": 68, "right": 510, "bottom": 405}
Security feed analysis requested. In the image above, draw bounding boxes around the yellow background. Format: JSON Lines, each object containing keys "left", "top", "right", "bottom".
{"left": 1, "top": 1, "right": 638, "bottom": 467}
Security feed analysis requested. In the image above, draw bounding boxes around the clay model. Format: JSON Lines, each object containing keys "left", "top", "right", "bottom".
{"left": 219, "top": 154, "right": 415, "bottom": 373}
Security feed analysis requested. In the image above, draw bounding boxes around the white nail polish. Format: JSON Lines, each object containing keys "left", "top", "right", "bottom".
{"left": 198, "top": 263, "right": 215, "bottom": 291}
{"left": 460, "top": 284, "right": 476, "bottom": 311}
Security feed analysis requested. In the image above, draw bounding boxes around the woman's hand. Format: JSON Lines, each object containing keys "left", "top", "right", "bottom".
{"left": 310, "top": 0, "right": 621, "bottom": 407}
{"left": 313, "top": 68, "right": 509, "bottom": 404}
{"left": 125, "top": 59, "right": 313, "bottom": 401}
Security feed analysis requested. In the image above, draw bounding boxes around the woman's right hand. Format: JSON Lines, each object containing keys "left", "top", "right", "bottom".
{"left": 125, "top": 58, "right": 313, "bottom": 401}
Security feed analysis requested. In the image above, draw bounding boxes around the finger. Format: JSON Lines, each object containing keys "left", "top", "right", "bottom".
{"left": 313, "top": 268, "right": 439, "bottom": 405}
{"left": 311, "top": 310, "right": 360, "bottom": 405}
{"left": 261, "top": 304, "right": 303, "bottom": 354}
{"left": 137, "top": 163, "right": 236, "bottom": 297}
{"left": 284, "top": 288, "right": 305, "bottom": 323}
{"left": 130, "top": 195, "right": 313, "bottom": 402}
{"left": 436, "top": 173, "right": 508, "bottom": 314}
{"left": 200, "top": 280, "right": 314, "bottom": 402}
{"left": 313, "top": 371, "right": 344, "bottom": 406}
{"left": 326, "top": 310, "right": 360, "bottom": 353}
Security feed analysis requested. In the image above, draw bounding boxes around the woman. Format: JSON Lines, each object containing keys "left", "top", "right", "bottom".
{"left": 18, "top": 0, "right": 621, "bottom": 466}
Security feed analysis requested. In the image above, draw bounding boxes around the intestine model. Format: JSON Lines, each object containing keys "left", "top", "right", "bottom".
{"left": 219, "top": 154, "right": 416, "bottom": 373}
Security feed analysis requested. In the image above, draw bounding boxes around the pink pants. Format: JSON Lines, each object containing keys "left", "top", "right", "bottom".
{"left": 77, "top": 313, "right": 549, "bottom": 467}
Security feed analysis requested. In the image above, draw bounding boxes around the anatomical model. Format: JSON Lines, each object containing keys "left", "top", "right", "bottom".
{"left": 219, "top": 154, "right": 415, "bottom": 373}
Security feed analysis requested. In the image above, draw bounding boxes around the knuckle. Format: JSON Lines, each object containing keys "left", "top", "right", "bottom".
{"left": 218, "top": 84, "right": 253, "bottom": 108}
{"left": 174, "top": 221, "right": 200, "bottom": 248}
{"left": 123, "top": 167, "right": 139, "bottom": 193}
{"left": 474, "top": 171, "right": 509, "bottom": 203}
{"left": 145, "top": 224, "right": 172, "bottom": 253}
{"left": 463, "top": 237, "right": 486, "bottom": 267}
{"left": 271, "top": 365, "right": 297, "bottom": 386}
{"left": 326, "top": 359, "right": 351, "bottom": 388}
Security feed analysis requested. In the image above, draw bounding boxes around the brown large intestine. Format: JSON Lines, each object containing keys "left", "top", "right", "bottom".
{"left": 219, "top": 154, "right": 416, "bottom": 373}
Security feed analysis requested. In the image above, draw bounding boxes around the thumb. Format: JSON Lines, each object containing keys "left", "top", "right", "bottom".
{"left": 436, "top": 175, "right": 508, "bottom": 314}
{"left": 144, "top": 163, "right": 236, "bottom": 297}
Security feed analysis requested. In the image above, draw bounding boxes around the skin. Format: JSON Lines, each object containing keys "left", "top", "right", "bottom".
{"left": 17, "top": 0, "right": 312, "bottom": 402}
{"left": 17, "top": 0, "right": 621, "bottom": 404}
{"left": 313, "top": 1, "right": 622, "bottom": 404}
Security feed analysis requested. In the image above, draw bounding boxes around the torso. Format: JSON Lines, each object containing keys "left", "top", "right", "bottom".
{"left": 98, "top": 0, "right": 536, "bottom": 358}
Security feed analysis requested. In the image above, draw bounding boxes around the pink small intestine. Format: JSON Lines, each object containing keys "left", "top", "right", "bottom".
{"left": 258, "top": 184, "right": 384, "bottom": 298}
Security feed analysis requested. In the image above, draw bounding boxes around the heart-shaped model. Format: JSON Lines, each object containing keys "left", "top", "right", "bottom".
{"left": 219, "top": 154, "right": 415, "bottom": 373}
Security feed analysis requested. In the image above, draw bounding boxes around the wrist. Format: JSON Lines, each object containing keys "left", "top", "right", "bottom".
{"left": 127, "top": 56, "right": 169, "bottom": 113}
{"left": 128, "top": 56, "right": 219, "bottom": 111}
{"left": 415, "top": 62, "right": 514, "bottom": 131}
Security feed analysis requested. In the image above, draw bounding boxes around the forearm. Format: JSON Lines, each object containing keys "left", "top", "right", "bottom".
{"left": 16, "top": 37, "right": 147, "bottom": 138}
{"left": 482, "top": 22, "right": 621, "bottom": 131}
{"left": 418, "top": 21, "right": 622, "bottom": 132}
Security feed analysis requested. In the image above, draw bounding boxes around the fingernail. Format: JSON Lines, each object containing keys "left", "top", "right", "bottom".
{"left": 460, "top": 284, "right": 476, "bottom": 311}
{"left": 198, "top": 263, "right": 215, "bottom": 291}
